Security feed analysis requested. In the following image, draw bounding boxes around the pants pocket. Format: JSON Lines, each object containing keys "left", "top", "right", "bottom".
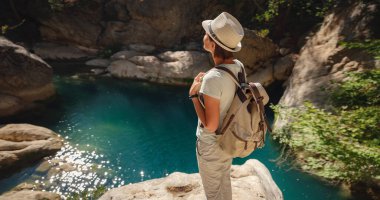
{"left": 197, "top": 139, "right": 219, "bottom": 161}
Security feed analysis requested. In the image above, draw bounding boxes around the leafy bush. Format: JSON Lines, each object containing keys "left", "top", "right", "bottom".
{"left": 339, "top": 39, "right": 380, "bottom": 60}
{"left": 271, "top": 102, "right": 380, "bottom": 183}
{"left": 271, "top": 68, "right": 380, "bottom": 184}
{"left": 330, "top": 69, "right": 380, "bottom": 108}
{"left": 255, "top": 0, "right": 339, "bottom": 22}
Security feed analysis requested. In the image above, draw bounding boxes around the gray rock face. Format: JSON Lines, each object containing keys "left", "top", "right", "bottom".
{"left": 27, "top": 0, "right": 205, "bottom": 49}
{"left": 0, "top": 124, "right": 63, "bottom": 178}
{"left": 33, "top": 0, "right": 103, "bottom": 48}
{"left": 99, "top": 159, "right": 283, "bottom": 200}
{"left": 0, "top": 190, "right": 61, "bottom": 200}
{"left": 273, "top": 2, "right": 379, "bottom": 129}
{"left": 0, "top": 37, "right": 55, "bottom": 117}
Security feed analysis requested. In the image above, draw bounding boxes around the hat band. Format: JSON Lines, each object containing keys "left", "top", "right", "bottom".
{"left": 208, "top": 23, "right": 234, "bottom": 50}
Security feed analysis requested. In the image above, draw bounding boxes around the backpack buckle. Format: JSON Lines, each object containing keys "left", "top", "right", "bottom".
{"left": 240, "top": 83, "right": 249, "bottom": 89}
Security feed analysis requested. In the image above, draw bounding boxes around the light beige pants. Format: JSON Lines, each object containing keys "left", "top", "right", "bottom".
{"left": 196, "top": 138, "right": 233, "bottom": 200}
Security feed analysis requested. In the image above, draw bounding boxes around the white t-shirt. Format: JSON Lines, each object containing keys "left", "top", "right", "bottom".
{"left": 196, "top": 59, "right": 244, "bottom": 144}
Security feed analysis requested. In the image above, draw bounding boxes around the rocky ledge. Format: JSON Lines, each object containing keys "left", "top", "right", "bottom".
{"left": 0, "top": 190, "right": 60, "bottom": 200}
{"left": 0, "top": 124, "right": 63, "bottom": 178}
{"left": 99, "top": 159, "right": 283, "bottom": 200}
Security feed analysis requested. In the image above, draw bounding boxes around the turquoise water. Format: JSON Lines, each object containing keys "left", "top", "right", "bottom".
{"left": 0, "top": 73, "right": 350, "bottom": 199}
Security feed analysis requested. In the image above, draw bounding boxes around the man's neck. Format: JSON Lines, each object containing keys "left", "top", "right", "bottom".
{"left": 212, "top": 56, "right": 234, "bottom": 66}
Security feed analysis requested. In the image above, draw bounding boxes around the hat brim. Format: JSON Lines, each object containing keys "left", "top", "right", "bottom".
{"left": 202, "top": 20, "right": 242, "bottom": 52}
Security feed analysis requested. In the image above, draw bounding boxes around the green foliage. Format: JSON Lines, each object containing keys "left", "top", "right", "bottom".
{"left": 255, "top": 0, "right": 339, "bottom": 22}
{"left": 339, "top": 39, "right": 380, "bottom": 60}
{"left": 271, "top": 68, "right": 380, "bottom": 184}
{"left": 67, "top": 186, "right": 107, "bottom": 200}
{"left": 257, "top": 29, "right": 270, "bottom": 38}
{"left": 255, "top": 0, "right": 286, "bottom": 22}
{"left": 271, "top": 102, "right": 380, "bottom": 183}
{"left": 330, "top": 69, "right": 380, "bottom": 108}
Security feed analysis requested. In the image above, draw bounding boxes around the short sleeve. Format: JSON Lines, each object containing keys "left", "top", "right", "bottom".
{"left": 199, "top": 71, "right": 222, "bottom": 99}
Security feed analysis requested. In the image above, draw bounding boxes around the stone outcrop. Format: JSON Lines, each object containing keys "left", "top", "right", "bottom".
{"left": 0, "top": 124, "right": 63, "bottom": 178}
{"left": 107, "top": 50, "right": 210, "bottom": 85}
{"left": 0, "top": 190, "right": 61, "bottom": 200}
{"left": 274, "top": 2, "right": 379, "bottom": 115}
{"left": 0, "top": 37, "right": 55, "bottom": 117}
{"left": 99, "top": 159, "right": 283, "bottom": 200}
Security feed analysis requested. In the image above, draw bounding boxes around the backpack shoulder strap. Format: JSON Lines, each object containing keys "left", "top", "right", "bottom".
{"left": 214, "top": 66, "right": 240, "bottom": 87}
{"left": 234, "top": 59, "right": 247, "bottom": 83}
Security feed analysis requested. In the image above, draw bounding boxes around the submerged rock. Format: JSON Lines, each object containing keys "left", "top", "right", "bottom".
{"left": 0, "top": 37, "right": 55, "bottom": 117}
{"left": 85, "top": 58, "right": 111, "bottom": 68}
{"left": 0, "top": 124, "right": 63, "bottom": 178}
{"left": 99, "top": 159, "right": 283, "bottom": 200}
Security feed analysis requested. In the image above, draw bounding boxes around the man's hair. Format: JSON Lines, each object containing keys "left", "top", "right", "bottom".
{"left": 214, "top": 44, "right": 233, "bottom": 60}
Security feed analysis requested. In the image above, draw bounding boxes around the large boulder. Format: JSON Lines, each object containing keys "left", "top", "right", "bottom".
{"left": 275, "top": 2, "right": 378, "bottom": 111}
{"left": 0, "top": 124, "right": 63, "bottom": 178}
{"left": 99, "top": 159, "right": 283, "bottom": 200}
{"left": 107, "top": 50, "right": 210, "bottom": 85}
{"left": 235, "top": 28, "right": 279, "bottom": 72}
{"left": 0, "top": 37, "right": 55, "bottom": 117}
{"left": 247, "top": 54, "right": 298, "bottom": 87}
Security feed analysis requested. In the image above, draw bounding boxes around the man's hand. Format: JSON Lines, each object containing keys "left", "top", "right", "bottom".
{"left": 189, "top": 72, "right": 205, "bottom": 95}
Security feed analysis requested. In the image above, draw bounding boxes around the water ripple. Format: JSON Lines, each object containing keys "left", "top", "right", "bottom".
{"left": 25, "top": 142, "right": 124, "bottom": 198}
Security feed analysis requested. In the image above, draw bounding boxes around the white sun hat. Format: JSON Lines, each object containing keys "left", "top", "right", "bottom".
{"left": 202, "top": 12, "right": 244, "bottom": 52}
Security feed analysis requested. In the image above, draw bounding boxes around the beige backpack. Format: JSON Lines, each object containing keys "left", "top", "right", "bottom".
{"left": 215, "top": 63, "right": 272, "bottom": 158}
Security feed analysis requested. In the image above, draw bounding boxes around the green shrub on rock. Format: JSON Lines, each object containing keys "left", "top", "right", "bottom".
{"left": 271, "top": 68, "right": 380, "bottom": 184}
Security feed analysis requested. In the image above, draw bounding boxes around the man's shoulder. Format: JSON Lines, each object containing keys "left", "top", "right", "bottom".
{"left": 203, "top": 69, "right": 223, "bottom": 80}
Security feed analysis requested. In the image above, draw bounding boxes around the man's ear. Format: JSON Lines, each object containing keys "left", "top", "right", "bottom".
{"left": 211, "top": 42, "right": 216, "bottom": 51}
